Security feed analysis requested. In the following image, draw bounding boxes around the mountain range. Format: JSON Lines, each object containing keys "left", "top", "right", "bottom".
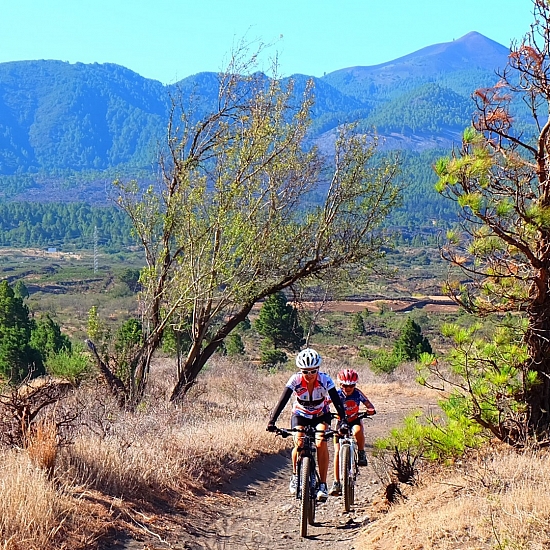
{"left": 0, "top": 32, "right": 511, "bottom": 206}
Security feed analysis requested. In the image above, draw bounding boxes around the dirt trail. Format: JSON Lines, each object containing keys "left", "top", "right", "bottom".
{"left": 193, "top": 449, "right": 376, "bottom": 549}
{"left": 181, "top": 391, "right": 436, "bottom": 549}
{"left": 107, "top": 389, "right": 437, "bottom": 549}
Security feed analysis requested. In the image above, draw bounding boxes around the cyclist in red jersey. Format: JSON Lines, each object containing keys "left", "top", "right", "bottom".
{"left": 329, "top": 368, "right": 376, "bottom": 496}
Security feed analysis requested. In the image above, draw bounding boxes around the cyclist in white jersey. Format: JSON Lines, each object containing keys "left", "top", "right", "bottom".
{"left": 267, "top": 348, "right": 347, "bottom": 502}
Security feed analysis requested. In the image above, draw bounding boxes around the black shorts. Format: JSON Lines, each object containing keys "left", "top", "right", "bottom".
{"left": 291, "top": 413, "right": 332, "bottom": 428}
{"left": 334, "top": 417, "right": 363, "bottom": 442}
{"left": 336, "top": 417, "right": 363, "bottom": 430}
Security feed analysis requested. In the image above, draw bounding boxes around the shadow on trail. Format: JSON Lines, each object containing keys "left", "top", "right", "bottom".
{"left": 221, "top": 450, "right": 291, "bottom": 495}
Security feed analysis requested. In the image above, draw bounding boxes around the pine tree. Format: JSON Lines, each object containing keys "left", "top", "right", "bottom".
{"left": 351, "top": 311, "right": 366, "bottom": 335}
{"left": 226, "top": 333, "right": 245, "bottom": 356}
{"left": 394, "top": 318, "right": 432, "bottom": 361}
{"left": 30, "top": 314, "right": 72, "bottom": 359}
{"left": 255, "top": 292, "right": 304, "bottom": 351}
{"left": 0, "top": 281, "right": 43, "bottom": 382}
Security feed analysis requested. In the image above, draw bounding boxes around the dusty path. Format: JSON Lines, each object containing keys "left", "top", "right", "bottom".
{"left": 105, "top": 387, "right": 437, "bottom": 549}
{"left": 193, "top": 448, "right": 378, "bottom": 549}
{"left": 181, "top": 390, "right": 436, "bottom": 549}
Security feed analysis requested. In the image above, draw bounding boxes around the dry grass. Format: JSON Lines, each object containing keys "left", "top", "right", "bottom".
{"left": 360, "top": 444, "right": 550, "bottom": 550}
{"left": 0, "top": 451, "right": 73, "bottom": 549}
{"left": 0, "top": 354, "right": 519, "bottom": 550}
{"left": 25, "top": 418, "right": 58, "bottom": 479}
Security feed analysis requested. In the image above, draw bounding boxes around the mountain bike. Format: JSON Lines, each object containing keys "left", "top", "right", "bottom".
{"left": 274, "top": 425, "right": 335, "bottom": 537}
{"left": 336, "top": 411, "right": 371, "bottom": 512}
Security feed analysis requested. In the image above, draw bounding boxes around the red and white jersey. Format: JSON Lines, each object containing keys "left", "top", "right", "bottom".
{"left": 285, "top": 371, "right": 335, "bottom": 418}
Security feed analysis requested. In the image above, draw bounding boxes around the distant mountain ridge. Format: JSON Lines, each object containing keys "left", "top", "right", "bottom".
{"left": 0, "top": 32, "right": 511, "bottom": 203}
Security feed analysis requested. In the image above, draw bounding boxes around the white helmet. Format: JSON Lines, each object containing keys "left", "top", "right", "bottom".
{"left": 296, "top": 348, "right": 322, "bottom": 370}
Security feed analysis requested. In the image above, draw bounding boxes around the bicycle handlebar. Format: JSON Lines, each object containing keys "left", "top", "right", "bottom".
{"left": 273, "top": 426, "right": 337, "bottom": 440}
{"left": 330, "top": 411, "right": 374, "bottom": 422}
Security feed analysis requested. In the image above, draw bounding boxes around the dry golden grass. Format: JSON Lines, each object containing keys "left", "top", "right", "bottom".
{"left": 4, "top": 354, "right": 540, "bottom": 550}
{"left": 0, "top": 451, "right": 73, "bottom": 549}
{"left": 25, "top": 418, "right": 58, "bottom": 479}
{"left": 359, "top": 445, "right": 550, "bottom": 550}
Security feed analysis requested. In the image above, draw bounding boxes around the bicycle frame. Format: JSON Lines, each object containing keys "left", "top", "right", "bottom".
{"left": 275, "top": 424, "right": 334, "bottom": 537}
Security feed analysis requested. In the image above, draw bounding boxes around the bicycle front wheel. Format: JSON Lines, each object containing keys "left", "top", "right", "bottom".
{"left": 341, "top": 444, "right": 354, "bottom": 512}
{"left": 299, "top": 457, "right": 312, "bottom": 537}
{"left": 308, "top": 468, "right": 316, "bottom": 525}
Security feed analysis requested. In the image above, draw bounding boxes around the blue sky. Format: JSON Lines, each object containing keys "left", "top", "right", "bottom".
{"left": 1, "top": 1, "right": 534, "bottom": 84}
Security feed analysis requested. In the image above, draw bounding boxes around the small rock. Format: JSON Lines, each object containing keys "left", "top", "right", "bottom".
{"left": 246, "top": 489, "right": 257, "bottom": 496}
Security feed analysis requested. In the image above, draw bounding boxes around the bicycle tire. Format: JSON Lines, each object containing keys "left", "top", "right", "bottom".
{"left": 300, "top": 457, "right": 311, "bottom": 537}
{"left": 342, "top": 444, "right": 353, "bottom": 512}
{"left": 308, "top": 468, "right": 316, "bottom": 525}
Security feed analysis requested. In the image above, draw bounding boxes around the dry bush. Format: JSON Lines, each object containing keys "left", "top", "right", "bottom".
{"left": 0, "top": 376, "right": 73, "bottom": 448}
{"left": 359, "top": 445, "right": 550, "bottom": 550}
{"left": 25, "top": 417, "right": 58, "bottom": 479}
{"left": 56, "top": 356, "right": 292, "bottom": 502}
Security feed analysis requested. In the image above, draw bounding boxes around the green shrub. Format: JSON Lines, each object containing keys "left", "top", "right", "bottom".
{"left": 374, "top": 406, "right": 485, "bottom": 462}
{"left": 226, "top": 333, "right": 245, "bottom": 356}
{"left": 260, "top": 348, "right": 288, "bottom": 368}
{"left": 46, "top": 343, "right": 91, "bottom": 383}
{"left": 360, "top": 347, "right": 401, "bottom": 373}
{"left": 394, "top": 318, "right": 432, "bottom": 360}
{"left": 351, "top": 311, "right": 366, "bottom": 335}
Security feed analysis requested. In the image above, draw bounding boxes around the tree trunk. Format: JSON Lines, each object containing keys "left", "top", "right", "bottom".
{"left": 169, "top": 305, "right": 253, "bottom": 402}
{"left": 525, "top": 299, "right": 550, "bottom": 431}
{"left": 86, "top": 339, "right": 129, "bottom": 409}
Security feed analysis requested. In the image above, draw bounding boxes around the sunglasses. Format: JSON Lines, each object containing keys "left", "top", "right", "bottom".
{"left": 302, "top": 369, "right": 318, "bottom": 375}
{"left": 341, "top": 384, "right": 356, "bottom": 388}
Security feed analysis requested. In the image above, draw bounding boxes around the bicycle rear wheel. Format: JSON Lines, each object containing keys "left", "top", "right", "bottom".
{"left": 299, "top": 457, "right": 312, "bottom": 537}
{"left": 342, "top": 444, "right": 353, "bottom": 512}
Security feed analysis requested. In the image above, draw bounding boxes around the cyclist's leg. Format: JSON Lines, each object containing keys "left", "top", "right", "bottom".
{"left": 332, "top": 418, "right": 344, "bottom": 481}
{"left": 330, "top": 420, "right": 343, "bottom": 495}
{"left": 314, "top": 415, "right": 331, "bottom": 484}
{"left": 289, "top": 415, "right": 307, "bottom": 494}
{"left": 333, "top": 437, "right": 341, "bottom": 482}
{"left": 353, "top": 420, "right": 365, "bottom": 450}
{"left": 291, "top": 414, "right": 306, "bottom": 474}
{"left": 353, "top": 420, "right": 368, "bottom": 466}
{"left": 314, "top": 416, "right": 331, "bottom": 501}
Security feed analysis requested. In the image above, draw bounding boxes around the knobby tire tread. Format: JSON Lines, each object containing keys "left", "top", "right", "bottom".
{"left": 308, "top": 469, "right": 316, "bottom": 525}
{"left": 300, "top": 457, "right": 311, "bottom": 537}
{"left": 342, "top": 444, "right": 353, "bottom": 512}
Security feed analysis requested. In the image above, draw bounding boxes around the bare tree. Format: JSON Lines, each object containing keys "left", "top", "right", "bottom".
{"left": 103, "top": 44, "right": 400, "bottom": 407}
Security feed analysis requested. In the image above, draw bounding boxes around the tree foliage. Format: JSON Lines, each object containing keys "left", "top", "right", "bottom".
{"left": 351, "top": 311, "right": 366, "bottom": 335}
{"left": 394, "top": 318, "right": 432, "bottom": 361}
{"left": 30, "top": 314, "right": 72, "bottom": 359}
{"left": 0, "top": 282, "right": 83, "bottom": 384}
{"left": 0, "top": 281, "right": 43, "bottom": 382}
{"left": 255, "top": 292, "right": 304, "bottom": 351}
{"left": 434, "top": 0, "right": 550, "bottom": 441}
{"left": 418, "top": 321, "right": 532, "bottom": 445}
{"left": 225, "top": 333, "right": 245, "bottom": 356}
{"left": 107, "top": 43, "right": 400, "bottom": 406}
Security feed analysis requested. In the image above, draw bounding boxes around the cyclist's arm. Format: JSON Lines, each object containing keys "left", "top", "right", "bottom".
{"left": 328, "top": 386, "right": 346, "bottom": 421}
{"left": 269, "top": 387, "right": 293, "bottom": 424}
{"left": 358, "top": 389, "right": 376, "bottom": 415}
